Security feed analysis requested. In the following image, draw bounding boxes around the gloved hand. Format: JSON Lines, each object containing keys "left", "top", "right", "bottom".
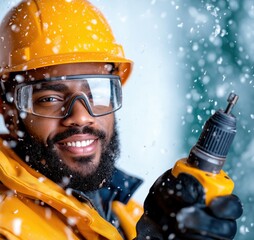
{"left": 135, "top": 169, "right": 243, "bottom": 240}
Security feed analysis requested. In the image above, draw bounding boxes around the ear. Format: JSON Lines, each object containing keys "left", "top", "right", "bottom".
{"left": 0, "top": 97, "right": 3, "bottom": 115}
{"left": 0, "top": 97, "right": 20, "bottom": 139}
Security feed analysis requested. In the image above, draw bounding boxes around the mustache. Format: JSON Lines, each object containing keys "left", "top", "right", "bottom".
{"left": 48, "top": 126, "right": 106, "bottom": 145}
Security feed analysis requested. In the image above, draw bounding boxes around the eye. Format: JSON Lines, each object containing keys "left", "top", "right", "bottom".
{"left": 87, "top": 92, "right": 93, "bottom": 100}
{"left": 34, "top": 94, "right": 64, "bottom": 106}
{"left": 38, "top": 96, "right": 62, "bottom": 103}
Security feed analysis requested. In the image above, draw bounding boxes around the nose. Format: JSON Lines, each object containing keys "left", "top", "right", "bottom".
{"left": 61, "top": 97, "right": 94, "bottom": 127}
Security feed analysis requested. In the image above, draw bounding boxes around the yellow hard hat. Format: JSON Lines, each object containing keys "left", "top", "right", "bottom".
{"left": 0, "top": 0, "right": 132, "bottom": 84}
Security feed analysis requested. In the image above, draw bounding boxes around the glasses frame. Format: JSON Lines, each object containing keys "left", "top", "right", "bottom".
{"left": 14, "top": 74, "right": 122, "bottom": 118}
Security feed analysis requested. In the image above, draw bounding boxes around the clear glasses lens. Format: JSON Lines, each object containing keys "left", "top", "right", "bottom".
{"left": 15, "top": 75, "right": 122, "bottom": 118}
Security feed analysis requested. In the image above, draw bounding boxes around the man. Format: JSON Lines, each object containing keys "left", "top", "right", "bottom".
{"left": 0, "top": 0, "right": 242, "bottom": 239}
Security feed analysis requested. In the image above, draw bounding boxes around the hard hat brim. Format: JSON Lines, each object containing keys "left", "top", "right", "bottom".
{"left": 3, "top": 52, "right": 133, "bottom": 85}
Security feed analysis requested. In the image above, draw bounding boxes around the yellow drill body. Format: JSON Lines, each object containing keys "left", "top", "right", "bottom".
{"left": 172, "top": 158, "right": 234, "bottom": 205}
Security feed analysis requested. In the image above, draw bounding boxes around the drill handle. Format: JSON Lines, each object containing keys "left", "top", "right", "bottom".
{"left": 171, "top": 158, "right": 234, "bottom": 205}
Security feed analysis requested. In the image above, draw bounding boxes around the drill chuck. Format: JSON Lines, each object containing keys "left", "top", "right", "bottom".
{"left": 187, "top": 93, "right": 238, "bottom": 173}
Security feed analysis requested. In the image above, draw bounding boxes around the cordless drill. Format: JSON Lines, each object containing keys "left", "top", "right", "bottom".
{"left": 172, "top": 93, "right": 239, "bottom": 205}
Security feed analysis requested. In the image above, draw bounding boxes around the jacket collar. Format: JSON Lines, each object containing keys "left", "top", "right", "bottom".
{"left": 70, "top": 167, "right": 143, "bottom": 221}
{"left": 99, "top": 167, "right": 143, "bottom": 205}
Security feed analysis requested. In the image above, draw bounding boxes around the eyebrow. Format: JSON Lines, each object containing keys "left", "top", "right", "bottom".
{"left": 32, "top": 81, "right": 91, "bottom": 93}
{"left": 33, "top": 83, "right": 69, "bottom": 93}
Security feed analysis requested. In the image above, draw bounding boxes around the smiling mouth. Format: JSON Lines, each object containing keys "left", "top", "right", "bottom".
{"left": 57, "top": 136, "right": 99, "bottom": 156}
{"left": 62, "top": 139, "right": 95, "bottom": 148}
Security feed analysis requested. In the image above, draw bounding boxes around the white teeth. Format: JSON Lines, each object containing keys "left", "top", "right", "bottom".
{"left": 65, "top": 140, "right": 94, "bottom": 147}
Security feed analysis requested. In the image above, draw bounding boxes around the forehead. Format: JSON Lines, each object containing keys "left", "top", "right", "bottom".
{"left": 20, "top": 62, "right": 114, "bottom": 81}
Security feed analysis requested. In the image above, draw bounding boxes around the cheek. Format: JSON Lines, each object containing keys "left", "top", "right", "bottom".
{"left": 22, "top": 117, "right": 57, "bottom": 142}
{"left": 100, "top": 114, "right": 115, "bottom": 138}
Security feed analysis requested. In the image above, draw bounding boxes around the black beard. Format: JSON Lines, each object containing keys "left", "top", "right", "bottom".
{"left": 14, "top": 124, "right": 120, "bottom": 192}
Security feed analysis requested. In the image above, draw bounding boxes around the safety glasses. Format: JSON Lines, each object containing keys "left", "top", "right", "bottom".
{"left": 14, "top": 74, "right": 122, "bottom": 118}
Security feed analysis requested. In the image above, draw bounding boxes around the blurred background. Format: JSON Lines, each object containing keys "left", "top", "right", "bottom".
{"left": 0, "top": 1, "right": 254, "bottom": 239}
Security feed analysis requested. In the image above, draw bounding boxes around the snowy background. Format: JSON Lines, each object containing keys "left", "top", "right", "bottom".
{"left": 0, "top": 1, "right": 254, "bottom": 239}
